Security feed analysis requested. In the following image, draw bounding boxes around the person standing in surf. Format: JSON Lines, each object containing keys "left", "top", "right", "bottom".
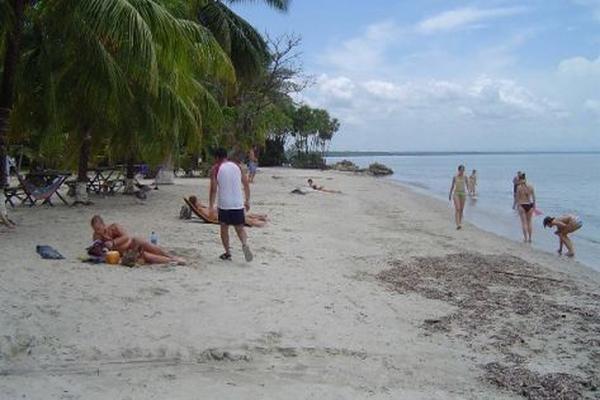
{"left": 449, "top": 165, "right": 470, "bottom": 230}
{"left": 512, "top": 170, "right": 522, "bottom": 210}
{"left": 209, "top": 148, "right": 253, "bottom": 262}
{"left": 515, "top": 172, "right": 536, "bottom": 243}
{"left": 468, "top": 169, "right": 478, "bottom": 197}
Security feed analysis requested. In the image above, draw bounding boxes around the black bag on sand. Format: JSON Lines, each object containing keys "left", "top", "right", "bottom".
{"left": 180, "top": 205, "right": 192, "bottom": 219}
{"left": 87, "top": 241, "right": 107, "bottom": 257}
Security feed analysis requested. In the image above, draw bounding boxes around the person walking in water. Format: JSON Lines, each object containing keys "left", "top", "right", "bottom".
{"left": 468, "top": 169, "right": 478, "bottom": 197}
{"left": 449, "top": 165, "right": 469, "bottom": 230}
{"left": 515, "top": 172, "right": 536, "bottom": 243}
{"left": 543, "top": 215, "right": 583, "bottom": 257}
{"left": 209, "top": 148, "right": 253, "bottom": 262}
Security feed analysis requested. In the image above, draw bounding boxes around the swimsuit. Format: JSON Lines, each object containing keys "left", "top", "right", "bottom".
{"left": 520, "top": 203, "right": 534, "bottom": 213}
{"left": 454, "top": 175, "right": 467, "bottom": 198}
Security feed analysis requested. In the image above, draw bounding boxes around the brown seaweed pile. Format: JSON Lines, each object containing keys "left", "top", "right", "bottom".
{"left": 377, "top": 252, "right": 600, "bottom": 399}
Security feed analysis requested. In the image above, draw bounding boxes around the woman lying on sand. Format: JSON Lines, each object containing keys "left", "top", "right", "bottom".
{"left": 188, "top": 196, "right": 268, "bottom": 228}
{"left": 307, "top": 179, "right": 341, "bottom": 194}
{"left": 91, "top": 215, "right": 186, "bottom": 265}
{"left": 543, "top": 215, "right": 583, "bottom": 257}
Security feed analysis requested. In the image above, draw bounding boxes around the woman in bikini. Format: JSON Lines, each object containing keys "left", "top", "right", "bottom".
{"left": 543, "top": 215, "right": 583, "bottom": 257}
{"left": 91, "top": 215, "right": 185, "bottom": 264}
{"left": 448, "top": 165, "right": 469, "bottom": 230}
{"left": 515, "top": 173, "right": 536, "bottom": 243}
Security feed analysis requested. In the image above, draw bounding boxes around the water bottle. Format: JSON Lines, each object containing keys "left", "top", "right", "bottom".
{"left": 150, "top": 231, "right": 158, "bottom": 245}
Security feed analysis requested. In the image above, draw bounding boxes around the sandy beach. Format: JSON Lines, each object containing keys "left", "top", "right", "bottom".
{"left": 1, "top": 167, "right": 599, "bottom": 399}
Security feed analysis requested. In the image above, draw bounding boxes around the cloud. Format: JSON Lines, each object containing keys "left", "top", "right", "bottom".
{"left": 308, "top": 75, "right": 563, "bottom": 125}
{"left": 323, "top": 21, "right": 400, "bottom": 73}
{"left": 416, "top": 6, "right": 527, "bottom": 35}
{"left": 558, "top": 55, "right": 600, "bottom": 77}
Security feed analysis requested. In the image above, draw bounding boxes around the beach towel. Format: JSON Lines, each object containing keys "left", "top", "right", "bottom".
{"left": 36, "top": 245, "right": 64, "bottom": 260}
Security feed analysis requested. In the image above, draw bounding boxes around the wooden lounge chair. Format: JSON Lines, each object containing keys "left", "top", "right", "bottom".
{"left": 18, "top": 174, "right": 69, "bottom": 206}
{"left": 183, "top": 197, "right": 219, "bottom": 224}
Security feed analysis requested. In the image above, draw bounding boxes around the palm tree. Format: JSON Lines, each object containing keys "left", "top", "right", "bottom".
{"left": 10, "top": 0, "right": 234, "bottom": 202}
{"left": 0, "top": 0, "right": 26, "bottom": 189}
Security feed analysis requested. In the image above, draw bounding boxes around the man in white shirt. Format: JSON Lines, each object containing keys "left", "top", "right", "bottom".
{"left": 209, "top": 148, "right": 253, "bottom": 262}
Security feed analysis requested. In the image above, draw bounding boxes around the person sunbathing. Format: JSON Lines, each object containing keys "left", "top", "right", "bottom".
{"left": 307, "top": 179, "right": 341, "bottom": 194}
{"left": 188, "top": 196, "right": 268, "bottom": 227}
{"left": 90, "top": 215, "right": 185, "bottom": 265}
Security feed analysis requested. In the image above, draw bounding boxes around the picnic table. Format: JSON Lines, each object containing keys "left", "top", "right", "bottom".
{"left": 86, "top": 167, "right": 125, "bottom": 194}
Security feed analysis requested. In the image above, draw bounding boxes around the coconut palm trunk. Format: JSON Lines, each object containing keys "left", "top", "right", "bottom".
{"left": 0, "top": 0, "right": 26, "bottom": 189}
{"left": 124, "top": 158, "right": 136, "bottom": 194}
{"left": 75, "top": 127, "right": 92, "bottom": 204}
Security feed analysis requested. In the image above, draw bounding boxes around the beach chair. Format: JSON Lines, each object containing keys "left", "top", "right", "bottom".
{"left": 18, "top": 174, "right": 69, "bottom": 207}
{"left": 183, "top": 197, "right": 219, "bottom": 224}
{"left": 4, "top": 185, "right": 26, "bottom": 207}
{"left": 183, "top": 197, "right": 254, "bottom": 227}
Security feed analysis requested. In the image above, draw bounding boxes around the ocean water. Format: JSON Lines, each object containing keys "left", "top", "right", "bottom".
{"left": 328, "top": 153, "right": 600, "bottom": 270}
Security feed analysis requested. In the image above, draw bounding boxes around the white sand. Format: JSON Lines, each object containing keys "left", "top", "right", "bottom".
{"left": 1, "top": 168, "right": 598, "bottom": 399}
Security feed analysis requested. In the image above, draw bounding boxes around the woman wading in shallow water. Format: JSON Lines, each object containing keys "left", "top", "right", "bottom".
{"left": 449, "top": 165, "right": 469, "bottom": 230}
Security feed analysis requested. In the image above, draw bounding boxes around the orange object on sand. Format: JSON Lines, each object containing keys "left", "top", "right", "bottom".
{"left": 105, "top": 251, "right": 120, "bottom": 265}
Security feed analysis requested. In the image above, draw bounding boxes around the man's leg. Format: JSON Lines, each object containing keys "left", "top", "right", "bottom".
{"left": 234, "top": 225, "right": 248, "bottom": 246}
{"left": 220, "top": 223, "right": 231, "bottom": 255}
{"left": 234, "top": 225, "right": 253, "bottom": 262}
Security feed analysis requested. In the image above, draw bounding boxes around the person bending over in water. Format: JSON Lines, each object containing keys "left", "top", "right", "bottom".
{"left": 515, "top": 173, "right": 536, "bottom": 243}
{"left": 307, "top": 179, "right": 341, "bottom": 194}
{"left": 189, "top": 196, "right": 268, "bottom": 227}
{"left": 468, "top": 169, "right": 478, "bottom": 197}
{"left": 448, "top": 165, "right": 469, "bottom": 230}
{"left": 543, "top": 215, "right": 583, "bottom": 257}
{"left": 90, "top": 215, "right": 185, "bottom": 264}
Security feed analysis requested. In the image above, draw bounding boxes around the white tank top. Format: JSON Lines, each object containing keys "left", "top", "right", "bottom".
{"left": 216, "top": 161, "right": 244, "bottom": 210}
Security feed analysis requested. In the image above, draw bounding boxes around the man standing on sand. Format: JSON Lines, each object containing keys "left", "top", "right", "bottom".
{"left": 209, "top": 148, "right": 253, "bottom": 262}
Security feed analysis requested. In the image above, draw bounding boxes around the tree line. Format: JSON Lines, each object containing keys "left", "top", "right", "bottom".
{"left": 0, "top": 0, "right": 339, "bottom": 203}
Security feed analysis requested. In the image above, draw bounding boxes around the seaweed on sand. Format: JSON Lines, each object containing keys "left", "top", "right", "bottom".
{"left": 377, "top": 252, "right": 600, "bottom": 399}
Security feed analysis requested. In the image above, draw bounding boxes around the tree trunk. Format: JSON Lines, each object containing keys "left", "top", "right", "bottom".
{"left": 0, "top": 0, "right": 26, "bottom": 189}
{"left": 123, "top": 158, "right": 136, "bottom": 194}
{"left": 75, "top": 127, "right": 92, "bottom": 204}
{"left": 154, "top": 155, "right": 175, "bottom": 185}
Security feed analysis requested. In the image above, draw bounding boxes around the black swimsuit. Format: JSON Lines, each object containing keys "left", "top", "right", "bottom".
{"left": 520, "top": 203, "right": 534, "bottom": 213}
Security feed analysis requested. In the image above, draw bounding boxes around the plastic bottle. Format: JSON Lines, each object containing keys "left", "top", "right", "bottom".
{"left": 150, "top": 231, "right": 158, "bottom": 245}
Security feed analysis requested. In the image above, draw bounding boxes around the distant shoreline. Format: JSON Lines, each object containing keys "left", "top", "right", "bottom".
{"left": 327, "top": 150, "right": 600, "bottom": 157}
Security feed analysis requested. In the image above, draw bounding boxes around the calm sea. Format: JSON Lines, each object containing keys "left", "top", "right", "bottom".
{"left": 328, "top": 153, "right": 600, "bottom": 271}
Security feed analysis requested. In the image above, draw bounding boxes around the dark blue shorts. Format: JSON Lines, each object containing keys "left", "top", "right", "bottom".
{"left": 218, "top": 208, "right": 245, "bottom": 226}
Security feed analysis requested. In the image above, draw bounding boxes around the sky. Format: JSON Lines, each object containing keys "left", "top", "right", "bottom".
{"left": 232, "top": 0, "right": 600, "bottom": 152}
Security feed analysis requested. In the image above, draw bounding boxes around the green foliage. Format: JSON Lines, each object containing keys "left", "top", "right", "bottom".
{"left": 288, "top": 151, "right": 326, "bottom": 169}
{"left": 291, "top": 105, "right": 340, "bottom": 156}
